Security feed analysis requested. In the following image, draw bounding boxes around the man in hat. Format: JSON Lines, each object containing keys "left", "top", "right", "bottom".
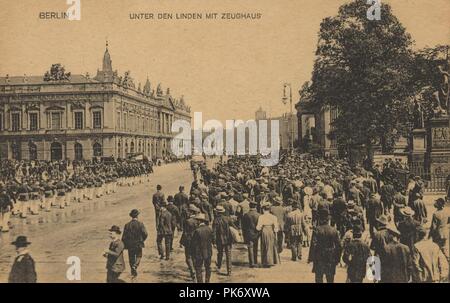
{"left": 393, "top": 190, "right": 407, "bottom": 226}
{"left": 412, "top": 226, "right": 448, "bottom": 283}
{"left": 366, "top": 192, "right": 384, "bottom": 238}
{"left": 370, "top": 215, "right": 391, "bottom": 257}
{"left": 241, "top": 200, "right": 260, "bottom": 268}
{"left": 429, "top": 198, "right": 449, "bottom": 259}
{"left": 174, "top": 185, "right": 189, "bottom": 211}
{"left": 156, "top": 199, "right": 173, "bottom": 260}
{"left": 286, "top": 202, "right": 308, "bottom": 261}
{"left": 308, "top": 208, "right": 342, "bottom": 283}
{"left": 180, "top": 204, "right": 201, "bottom": 281}
{"left": 342, "top": 225, "right": 371, "bottom": 283}
{"left": 104, "top": 225, "right": 125, "bottom": 283}
{"left": 8, "top": 236, "right": 37, "bottom": 283}
{"left": 190, "top": 213, "right": 214, "bottom": 283}
{"left": 380, "top": 224, "right": 413, "bottom": 283}
{"left": 122, "top": 209, "right": 148, "bottom": 279}
{"left": 397, "top": 207, "right": 420, "bottom": 252}
{"left": 152, "top": 184, "right": 165, "bottom": 229}
{"left": 0, "top": 183, "right": 14, "bottom": 232}
{"left": 212, "top": 205, "right": 235, "bottom": 276}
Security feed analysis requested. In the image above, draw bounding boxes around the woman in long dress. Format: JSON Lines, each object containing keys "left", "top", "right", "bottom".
{"left": 256, "top": 203, "right": 280, "bottom": 267}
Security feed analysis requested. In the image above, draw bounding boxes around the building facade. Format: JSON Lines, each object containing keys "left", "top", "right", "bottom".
{"left": 0, "top": 44, "right": 191, "bottom": 161}
{"left": 254, "top": 108, "right": 298, "bottom": 150}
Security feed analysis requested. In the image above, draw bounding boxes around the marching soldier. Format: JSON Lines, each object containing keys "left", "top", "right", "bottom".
{"left": 153, "top": 184, "right": 165, "bottom": 229}
{"left": 17, "top": 179, "right": 32, "bottom": 218}
{"left": 8, "top": 236, "right": 37, "bottom": 283}
{"left": 0, "top": 183, "right": 14, "bottom": 232}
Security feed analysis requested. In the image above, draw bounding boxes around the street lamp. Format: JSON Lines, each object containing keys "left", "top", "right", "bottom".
{"left": 282, "top": 83, "right": 294, "bottom": 151}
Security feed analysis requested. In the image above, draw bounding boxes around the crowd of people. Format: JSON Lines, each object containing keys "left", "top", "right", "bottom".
{"left": 3, "top": 151, "right": 449, "bottom": 283}
{"left": 148, "top": 152, "right": 448, "bottom": 283}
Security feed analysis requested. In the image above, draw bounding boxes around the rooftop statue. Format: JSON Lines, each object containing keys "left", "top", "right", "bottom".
{"left": 43, "top": 64, "right": 71, "bottom": 81}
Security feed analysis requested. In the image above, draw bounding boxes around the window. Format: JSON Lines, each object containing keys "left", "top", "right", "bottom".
{"left": 116, "top": 112, "right": 121, "bottom": 130}
{"left": 51, "top": 112, "right": 61, "bottom": 130}
{"left": 0, "top": 113, "right": 3, "bottom": 131}
{"left": 74, "top": 112, "right": 83, "bottom": 130}
{"left": 11, "top": 113, "right": 20, "bottom": 131}
{"left": 93, "top": 142, "right": 102, "bottom": 157}
{"left": 74, "top": 143, "right": 83, "bottom": 160}
{"left": 29, "top": 113, "right": 38, "bottom": 131}
{"left": 93, "top": 111, "right": 102, "bottom": 129}
{"left": 123, "top": 113, "right": 127, "bottom": 131}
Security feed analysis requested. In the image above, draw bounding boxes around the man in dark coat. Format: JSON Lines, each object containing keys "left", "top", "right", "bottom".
{"left": 366, "top": 192, "right": 384, "bottom": 238}
{"left": 191, "top": 213, "right": 214, "bottom": 283}
{"left": 380, "top": 225, "right": 413, "bottom": 283}
{"left": 379, "top": 182, "right": 395, "bottom": 213}
{"left": 152, "top": 184, "right": 165, "bottom": 228}
{"left": 0, "top": 183, "right": 14, "bottom": 232}
{"left": 410, "top": 193, "right": 427, "bottom": 224}
{"left": 370, "top": 215, "right": 392, "bottom": 257}
{"left": 212, "top": 205, "right": 235, "bottom": 276}
{"left": 241, "top": 201, "right": 260, "bottom": 267}
{"left": 122, "top": 209, "right": 148, "bottom": 279}
{"left": 397, "top": 207, "right": 420, "bottom": 252}
{"left": 174, "top": 185, "right": 189, "bottom": 210}
{"left": 8, "top": 236, "right": 37, "bottom": 283}
{"left": 157, "top": 200, "right": 173, "bottom": 260}
{"left": 308, "top": 208, "right": 342, "bottom": 283}
{"left": 104, "top": 225, "right": 125, "bottom": 283}
{"left": 331, "top": 194, "right": 347, "bottom": 237}
{"left": 166, "top": 195, "right": 181, "bottom": 250}
{"left": 180, "top": 204, "right": 201, "bottom": 281}
{"left": 343, "top": 225, "right": 370, "bottom": 283}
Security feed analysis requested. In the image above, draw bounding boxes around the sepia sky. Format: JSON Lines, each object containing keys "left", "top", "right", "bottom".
{"left": 0, "top": 0, "right": 449, "bottom": 123}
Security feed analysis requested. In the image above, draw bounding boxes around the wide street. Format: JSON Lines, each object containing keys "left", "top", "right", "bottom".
{"left": 0, "top": 160, "right": 447, "bottom": 283}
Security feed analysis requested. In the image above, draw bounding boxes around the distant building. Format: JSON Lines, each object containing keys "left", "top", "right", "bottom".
{"left": 0, "top": 43, "right": 191, "bottom": 161}
{"left": 255, "top": 108, "right": 298, "bottom": 150}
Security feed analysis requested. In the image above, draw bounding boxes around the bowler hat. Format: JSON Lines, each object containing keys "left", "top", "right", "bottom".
{"left": 108, "top": 225, "right": 122, "bottom": 234}
{"left": 11, "top": 236, "right": 31, "bottom": 248}
{"left": 318, "top": 208, "right": 329, "bottom": 219}
{"left": 129, "top": 209, "right": 140, "bottom": 218}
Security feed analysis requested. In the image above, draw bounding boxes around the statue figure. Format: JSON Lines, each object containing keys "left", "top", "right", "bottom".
{"left": 412, "top": 99, "right": 424, "bottom": 129}
{"left": 156, "top": 83, "right": 163, "bottom": 96}
{"left": 44, "top": 64, "right": 71, "bottom": 81}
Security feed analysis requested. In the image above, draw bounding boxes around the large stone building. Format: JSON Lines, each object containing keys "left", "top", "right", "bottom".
{"left": 0, "top": 43, "right": 191, "bottom": 161}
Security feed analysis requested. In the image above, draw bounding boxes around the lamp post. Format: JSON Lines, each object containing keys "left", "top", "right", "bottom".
{"left": 282, "top": 83, "right": 294, "bottom": 151}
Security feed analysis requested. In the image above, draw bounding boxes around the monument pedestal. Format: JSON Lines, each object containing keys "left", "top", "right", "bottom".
{"left": 429, "top": 117, "right": 450, "bottom": 177}
{"left": 410, "top": 128, "right": 427, "bottom": 176}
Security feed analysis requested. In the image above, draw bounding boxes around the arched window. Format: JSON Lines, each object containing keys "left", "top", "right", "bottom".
{"left": 130, "top": 141, "right": 135, "bottom": 154}
{"left": 125, "top": 143, "right": 128, "bottom": 155}
{"left": 29, "top": 142, "right": 37, "bottom": 160}
{"left": 75, "top": 142, "right": 83, "bottom": 160}
{"left": 93, "top": 142, "right": 102, "bottom": 157}
{"left": 50, "top": 142, "right": 62, "bottom": 161}
{"left": 117, "top": 142, "right": 121, "bottom": 158}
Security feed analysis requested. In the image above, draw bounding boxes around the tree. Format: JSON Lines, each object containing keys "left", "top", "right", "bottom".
{"left": 309, "top": 0, "right": 414, "bottom": 161}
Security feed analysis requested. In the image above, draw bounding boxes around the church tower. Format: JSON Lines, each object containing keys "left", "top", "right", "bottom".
{"left": 95, "top": 40, "right": 114, "bottom": 82}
